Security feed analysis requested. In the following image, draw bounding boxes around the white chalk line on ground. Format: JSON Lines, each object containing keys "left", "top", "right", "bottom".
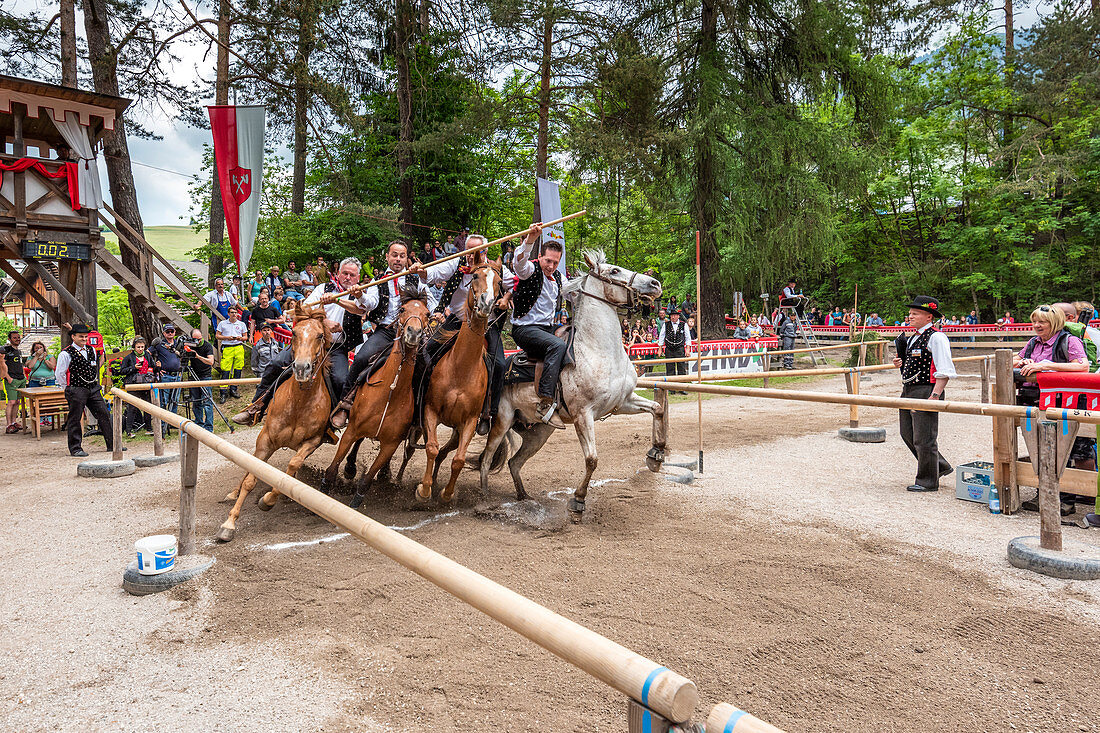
{"left": 259, "top": 477, "right": 630, "bottom": 551}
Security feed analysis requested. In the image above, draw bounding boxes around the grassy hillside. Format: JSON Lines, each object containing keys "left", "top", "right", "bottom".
{"left": 101, "top": 225, "right": 207, "bottom": 261}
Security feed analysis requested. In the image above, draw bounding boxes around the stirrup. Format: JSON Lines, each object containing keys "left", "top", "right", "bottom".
{"left": 536, "top": 400, "right": 566, "bottom": 430}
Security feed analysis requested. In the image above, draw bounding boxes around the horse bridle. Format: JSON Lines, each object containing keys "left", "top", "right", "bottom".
{"left": 581, "top": 264, "right": 653, "bottom": 312}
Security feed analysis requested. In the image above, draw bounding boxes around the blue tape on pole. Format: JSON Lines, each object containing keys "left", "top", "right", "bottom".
{"left": 723, "top": 709, "right": 748, "bottom": 733}
{"left": 641, "top": 666, "right": 667, "bottom": 705}
{"left": 1025, "top": 407, "right": 1032, "bottom": 432}
{"left": 642, "top": 710, "right": 651, "bottom": 733}
{"left": 1063, "top": 409, "right": 1069, "bottom": 435}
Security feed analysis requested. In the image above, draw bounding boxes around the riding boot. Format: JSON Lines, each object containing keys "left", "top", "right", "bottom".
{"left": 536, "top": 398, "right": 566, "bottom": 430}
{"left": 330, "top": 385, "right": 357, "bottom": 429}
{"left": 231, "top": 388, "right": 272, "bottom": 425}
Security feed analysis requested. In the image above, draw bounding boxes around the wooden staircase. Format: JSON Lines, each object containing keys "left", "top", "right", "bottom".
{"left": 96, "top": 203, "right": 214, "bottom": 335}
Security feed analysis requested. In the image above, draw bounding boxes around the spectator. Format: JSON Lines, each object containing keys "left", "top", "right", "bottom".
{"left": 248, "top": 269, "right": 265, "bottom": 305}
{"left": 455, "top": 227, "right": 469, "bottom": 250}
{"left": 215, "top": 308, "right": 249, "bottom": 403}
{"left": 272, "top": 286, "right": 287, "bottom": 309}
{"left": 1076, "top": 301, "right": 1097, "bottom": 324}
{"left": 966, "top": 310, "right": 978, "bottom": 325}
{"left": 114, "top": 336, "right": 154, "bottom": 435}
{"left": 26, "top": 341, "right": 56, "bottom": 387}
{"left": 228, "top": 274, "right": 244, "bottom": 301}
{"left": 747, "top": 317, "right": 763, "bottom": 339}
{"left": 829, "top": 306, "right": 843, "bottom": 325}
{"left": 443, "top": 236, "right": 458, "bottom": 256}
{"left": 502, "top": 244, "right": 514, "bottom": 269}
{"left": 1013, "top": 305, "right": 1087, "bottom": 405}
{"left": 777, "top": 310, "right": 797, "bottom": 369}
{"left": 250, "top": 323, "right": 285, "bottom": 402}
{"left": 283, "top": 261, "right": 304, "bottom": 296}
{"left": 621, "top": 318, "right": 630, "bottom": 339}
{"left": 732, "top": 319, "right": 750, "bottom": 340}
{"left": 422, "top": 241, "right": 436, "bottom": 264}
{"left": 148, "top": 323, "right": 183, "bottom": 429}
{"left": 686, "top": 315, "right": 697, "bottom": 342}
{"left": 301, "top": 264, "right": 316, "bottom": 294}
{"left": 1, "top": 330, "right": 25, "bottom": 433}
{"left": 250, "top": 291, "right": 285, "bottom": 339}
{"left": 759, "top": 311, "right": 771, "bottom": 327}
{"left": 54, "top": 324, "right": 116, "bottom": 456}
{"left": 314, "top": 256, "right": 330, "bottom": 285}
{"left": 1056, "top": 302, "right": 1099, "bottom": 371}
{"left": 866, "top": 312, "right": 884, "bottom": 327}
{"left": 647, "top": 319, "right": 659, "bottom": 341}
{"left": 779, "top": 277, "right": 807, "bottom": 318}
{"left": 181, "top": 328, "right": 216, "bottom": 430}
{"left": 203, "top": 276, "right": 238, "bottom": 326}
{"left": 264, "top": 265, "right": 282, "bottom": 294}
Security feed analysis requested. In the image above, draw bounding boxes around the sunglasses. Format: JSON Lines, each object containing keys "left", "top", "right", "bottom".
{"left": 1036, "top": 305, "right": 1052, "bottom": 312}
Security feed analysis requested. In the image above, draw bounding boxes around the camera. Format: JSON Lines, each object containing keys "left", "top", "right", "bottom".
{"left": 179, "top": 337, "right": 202, "bottom": 350}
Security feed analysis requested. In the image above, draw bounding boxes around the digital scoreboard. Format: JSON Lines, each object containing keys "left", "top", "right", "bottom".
{"left": 21, "top": 240, "right": 92, "bottom": 262}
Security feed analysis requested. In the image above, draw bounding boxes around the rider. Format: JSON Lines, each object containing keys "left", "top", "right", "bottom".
{"left": 424, "top": 231, "right": 515, "bottom": 436}
{"left": 510, "top": 224, "right": 568, "bottom": 428}
{"left": 232, "top": 257, "right": 369, "bottom": 425}
{"left": 330, "top": 240, "right": 433, "bottom": 429}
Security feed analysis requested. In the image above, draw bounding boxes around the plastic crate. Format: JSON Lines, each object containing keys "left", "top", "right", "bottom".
{"left": 955, "top": 460, "right": 994, "bottom": 504}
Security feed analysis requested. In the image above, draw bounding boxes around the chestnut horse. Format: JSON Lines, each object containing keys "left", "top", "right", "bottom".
{"left": 323, "top": 291, "right": 429, "bottom": 508}
{"left": 415, "top": 258, "right": 502, "bottom": 505}
{"left": 216, "top": 300, "right": 335, "bottom": 542}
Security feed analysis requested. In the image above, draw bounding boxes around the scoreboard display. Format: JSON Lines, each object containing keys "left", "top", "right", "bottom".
{"left": 21, "top": 240, "right": 92, "bottom": 262}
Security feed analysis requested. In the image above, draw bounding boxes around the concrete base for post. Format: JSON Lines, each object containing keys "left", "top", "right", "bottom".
{"left": 1007, "top": 535, "right": 1100, "bottom": 580}
{"left": 77, "top": 458, "right": 136, "bottom": 478}
{"left": 658, "top": 465, "right": 694, "bottom": 484}
{"left": 838, "top": 427, "right": 886, "bottom": 443}
{"left": 663, "top": 454, "right": 699, "bottom": 471}
{"left": 133, "top": 453, "right": 180, "bottom": 468}
{"left": 122, "top": 555, "right": 215, "bottom": 596}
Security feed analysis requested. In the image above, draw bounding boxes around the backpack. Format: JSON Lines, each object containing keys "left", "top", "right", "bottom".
{"left": 1022, "top": 330, "right": 1072, "bottom": 364}
{"left": 1063, "top": 322, "right": 1098, "bottom": 370}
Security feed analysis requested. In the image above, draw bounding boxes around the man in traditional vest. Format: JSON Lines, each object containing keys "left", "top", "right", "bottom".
{"left": 55, "top": 323, "right": 119, "bottom": 457}
{"left": 658, "top": 310, "right": 691, "bottom": 394}
{"left": 233, "top": 257, "right": 369, "bottom": 425}
{"left": 331, "top": 240, "right": 432, "bottom": 429}
{"left": 892, "top": 296, "right": 956, "bottom": 492}
{"left": 424, "top": 232, "right": 515, "bottom": 435}
{"left": 510, "top": 224, "right": 568, "bottom": 428}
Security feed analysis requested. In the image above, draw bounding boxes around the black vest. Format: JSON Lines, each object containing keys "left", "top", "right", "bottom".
{"left": 325, "top": 283, "right": 363, "bottom": 349}
{"left": 434, "top": 267, "right": 467, "bottom": 315}
{"left": 367, "top": 273, "right": 419, "bottom": 324}
{"left": 65, "top": 344, "right": 100, "bottom": 389}
{"left": 513, "top": 267, "right": 562, "bottom": 322}
{"left": 896, "top": 328, "right": 937, "bottom": 386}
{"left": 664, "top": 321, "right": 687, "bottom": 352}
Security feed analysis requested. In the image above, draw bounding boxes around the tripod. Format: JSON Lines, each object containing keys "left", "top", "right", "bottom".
{"left": 161, "top": 362, "right": 235, "bottom": 437}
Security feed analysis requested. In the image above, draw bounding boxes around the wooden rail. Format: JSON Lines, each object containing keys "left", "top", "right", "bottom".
{"left": 125, "top": 377, "right": 261, "bottom": 391}
{"left": 633, "top": 340, "right": 885, "bottom": 367}
{"left": 644, "top": 354, "right": 992, "bottom": 384}
{"left": 108, "top": 386, "right": 732, "bottom": 727}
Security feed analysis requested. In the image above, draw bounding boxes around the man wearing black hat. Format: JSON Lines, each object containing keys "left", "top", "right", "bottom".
{"left": 892, "top": 296, "right": 956, "bottom": 491}
{"left": 659, "top": 310, "right": 692, "bottom": 394}
{"left": 780, "top": 278, "right": 807, "bottom": 319}
{"left": 55, "top": 324, "right": 117, "bottom": 457}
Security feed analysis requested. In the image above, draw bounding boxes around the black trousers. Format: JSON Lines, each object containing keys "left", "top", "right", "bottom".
{"left": 346, "top": 325, "right": 395, "bottom": 396}
{"left": 512, "top": 323, "right": 567, "bottom": 400}
{"left": 779, "top": 297, "right": 805, "bottom": 318}
{"left": 486, "top": 324, "right": 505, "bottom": 417}
{"left": 899, "top": 383, "right": 951, "bottom": 488}
{"left": 65, "top": 384, "right": 113, "bottom": 454}
{"left": 256, "top": 344, "right": 350, "bottom": 408}
{"left": 665, "top": 347, "right": 687, "bottom": 381}
{"left": 780, "top": 335, "right": 796, "bottom": 368}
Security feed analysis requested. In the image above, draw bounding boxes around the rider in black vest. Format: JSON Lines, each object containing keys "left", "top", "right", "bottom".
{"left": 659, "top": 310, "right": 690, "bottom": 392}
{"left": 332, "top": 241, "right": 430, "bottom": 428}
{"left": 510, "top": 224, "right": 568, "bottom": 428}
{"left": 57, "top": 323, "right": 117, "bottom": 456}
{"left": 233, "top": 257, "right": 368, "bottom": 425}
{"left": 893, "top": 296, "right": 956, "bottom": 492}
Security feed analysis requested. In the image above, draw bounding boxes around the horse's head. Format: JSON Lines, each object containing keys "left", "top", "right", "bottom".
{"left": 288, "top": 299, "right": 330, "bottom": 383}
{"left": 466, "top": 254, "right": 503, "bottom": 320}
{"left": 581, "top": 250, "right": 662, "bottom": 308}
{"left": 397, "top": 287, "right": 429, "bottom": 350}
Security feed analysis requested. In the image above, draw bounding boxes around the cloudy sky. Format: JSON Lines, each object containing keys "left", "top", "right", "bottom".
{"left": 14, "top": 0, "right": 1054, "bottom": 226}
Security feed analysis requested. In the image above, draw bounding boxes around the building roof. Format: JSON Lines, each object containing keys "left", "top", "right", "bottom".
{"left": 0, "top": 74, "right": 132, "bottom": 150}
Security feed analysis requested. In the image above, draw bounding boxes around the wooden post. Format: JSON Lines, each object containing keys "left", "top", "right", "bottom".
{"left": 844, "top": 371, "right": 859, "bottom": 428}
{"left": 179, "top": 431, "right": 199, "bottom": 555}
{"left": 992, "top": 349, "right": 1020, "bottom": 513}
{"left": 151, "top": 388, "right": 165, "bottom": 457}
{"left": 980, "top": 356, "right": 991, "bottom": 404}
{"left": 111, "top": 395, "right": 123, "bottom": 461}
{"left": 762, "top": 353, "right": 771, "bottom": 387}
{"left": 1037, "top": 420, "right": 1062, "bottom": 551}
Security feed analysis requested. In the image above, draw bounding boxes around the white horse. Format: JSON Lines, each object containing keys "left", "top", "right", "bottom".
{"left": 479, "top": 250, "right": 665, "bottom": 520}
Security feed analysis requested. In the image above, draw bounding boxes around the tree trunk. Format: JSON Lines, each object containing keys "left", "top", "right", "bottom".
{"left": 82, "top": 0, "right": 159, "bottom": 341}
{"left": 420, "top": 0, "right": 430, "bottom": 35}
{"left": 208, "top": 0, "right": 229, "bottom": 282}
{"left": 692, "top": 0, "right": 724, "bottom": 338}
{"left": 59, "top": 0, "right": 78, "bottom": 87}
{"left": 1003, "top": 0, "right": 1014, "bottom": 165}
{"left": 290, "top": 1, "right": 315, "bottom": 216}
{"left": 395, "top": 0, "right": 415, "bottom": 238}
{"left": 535, "top": 5, "right": 553, "bottom": 181}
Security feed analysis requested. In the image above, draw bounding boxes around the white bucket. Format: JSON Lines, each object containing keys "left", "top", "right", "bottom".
{"left": 135, "top": 534, "right": 178, "bottom": 576}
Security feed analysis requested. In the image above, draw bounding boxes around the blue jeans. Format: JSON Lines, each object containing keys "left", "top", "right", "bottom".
{"left": 189, "top": 386, "right": 213, "bottom": 432}
{"left": 156, "top": 373, "right": 180, "bottom": 435}
{"left": 28, "top": 378, "right": 56, "bottom": 387}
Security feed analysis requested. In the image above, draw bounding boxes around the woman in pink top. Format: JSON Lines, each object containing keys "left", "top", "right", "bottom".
{"left": 1012, "top": 305, "right": 1087, "bottom": 407}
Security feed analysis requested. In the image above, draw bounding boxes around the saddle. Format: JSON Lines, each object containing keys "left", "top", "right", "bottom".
{"left": 503, "top": 325, "right": 576, "bottom": 385}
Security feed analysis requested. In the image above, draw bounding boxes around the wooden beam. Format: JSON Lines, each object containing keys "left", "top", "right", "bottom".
{"left": 23, "top": 258, "right": 92, "bottom": 324}
{"left": 0, "top": 259, "right": 62, "bottom": 324}
{"left": 1037, "top": 421, "right": 1062, "bottom": 551}
{"left": 1015, "top": 462, "right": 1097, "bottom": 497}
{"left": 992, "top": 350, "right": 1020, "bottom": 513}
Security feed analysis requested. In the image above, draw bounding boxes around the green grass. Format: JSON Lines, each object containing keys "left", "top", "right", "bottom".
{"left": 102, "top": 225, "right": 208, "bottom": 261}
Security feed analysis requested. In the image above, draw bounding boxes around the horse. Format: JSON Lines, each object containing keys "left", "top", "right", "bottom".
{"left": 479, "top": 250, "right": 664, "bottom": 521}
{"left": 322, "top": 290, "right": 429, "bottom": 508}
{"left": 414, "top": 257, "right": 503, "bottom": 505}
{"left": 215, "top": 300, "right": 335, "bottom": 542}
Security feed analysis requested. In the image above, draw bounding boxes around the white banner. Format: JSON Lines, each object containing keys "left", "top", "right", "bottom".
{"left": 685, "top": 343, "right": 765, "bottom": 375}
{"left": 536, "top": 177, "right": 567, "bottom": 276}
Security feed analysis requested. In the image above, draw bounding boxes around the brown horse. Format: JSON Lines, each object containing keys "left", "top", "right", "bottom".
{"left": 415, "top": 258, "right": 503, "bottom": 505}
{"left": 323, "top": 291, "right": 429, "bottom": 508}
{"left": 215, "top": 300, "right": 335, "bottom": 542}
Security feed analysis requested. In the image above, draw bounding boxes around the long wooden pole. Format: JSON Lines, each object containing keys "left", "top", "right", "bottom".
{"left": 330, "top": 210, "right": 587, "bottom": 298}
{"left": 695, "top": 230, "right": 703, "bottom": 472}
{"left": 110, "top": 386, "right": 700, "bottom": 723}
{"left": 633, "top": 340, "right": 888, "bottom": 366}
{"left": 127, "top": 377, "right": 261, "bottom": 391}
{"left": 649, "top": 354, "right": 991, "bottom": 383}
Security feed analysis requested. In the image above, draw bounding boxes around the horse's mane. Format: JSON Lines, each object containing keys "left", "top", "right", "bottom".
{"left": 563, "top": 249, "right": 607, "bottom": 297}
{"left": 399, "top": 283, "right": 428, "bottom": 307}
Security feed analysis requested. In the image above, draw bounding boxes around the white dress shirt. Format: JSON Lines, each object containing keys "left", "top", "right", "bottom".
{"left": 511, "top": 240, "right": 569, "bottom": 327}
{"left": 908, "top": 324, "right": 957, "bottom": 379}
{"left": 305, "top": 282, "right": 369, "bottom": 344}
{"left": 54, "top": 345, "right": 97, "bottom": 387}
{"left": 360, "top": 270, "right": 434, "bottom": 325}
{"left": 657, "top": 321, "right": 693, "bottom": 349}
{"left": 204, "top": 289, "right": 237, "bottom": 312}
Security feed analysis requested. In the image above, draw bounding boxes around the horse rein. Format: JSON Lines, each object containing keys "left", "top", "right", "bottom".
{"left": 580, "top": 266, "right": 653, "bottom": 312}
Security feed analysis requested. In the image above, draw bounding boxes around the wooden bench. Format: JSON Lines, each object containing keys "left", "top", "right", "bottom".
{"left": 17, "top": 386, "right": 70, "bottom": 440}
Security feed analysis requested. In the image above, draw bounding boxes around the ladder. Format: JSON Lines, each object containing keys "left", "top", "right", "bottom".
{"left": 779, "top": 305, "right": 828, "bottom": 366}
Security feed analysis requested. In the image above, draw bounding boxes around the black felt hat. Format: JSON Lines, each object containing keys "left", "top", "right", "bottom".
{"left": 70, "top": 323, "right": 92, "bottom": 334}
{"left": 907, "top": 296, "right": 940, "bottom": 315}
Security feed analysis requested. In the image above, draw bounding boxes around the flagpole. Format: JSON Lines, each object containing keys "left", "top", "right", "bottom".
{"left": 695, "top": 230, "right": 703, "bottom": 474}
{"left": 328, "top": 210, "right": 587, "bottom": 299}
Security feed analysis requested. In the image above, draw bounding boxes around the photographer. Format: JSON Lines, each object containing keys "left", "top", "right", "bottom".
{"left": 149, "top": 323, "right": 183, "bottom": 428}
{"left": 180, "top": 328, "right": 216, "bottom": 431}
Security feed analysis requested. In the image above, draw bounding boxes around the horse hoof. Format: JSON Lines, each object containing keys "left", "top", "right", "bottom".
{"left": 319, "top": 479, "right": 330, "bottom": 495}
{"left": 257, "top": 494, "right": 276, "bottom": 512}
{"left": 349, "top": 493, "right": 364, "bottom": 509}
{"left": 221, "top": 491, "right": 237, "bottom": 503}
{"left": 568, "top": 497, "right": 586, "bottom": 514}
{"left": 515, "top": 489, "right": 528, "bottom": 501}
{"left": 215, "top": 525, "right": 235, "bottom": 543}
{"left": 343, "top": 468, "right": 357, "bottom": 481}
{"left": 569, "top": 510, "right": 584, "bottom": 525}
{"left": 645, "top": 456, "right": 663, "bottom": 472}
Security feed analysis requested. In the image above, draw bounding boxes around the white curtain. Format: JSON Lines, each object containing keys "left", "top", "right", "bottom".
{"left": 47, "top": 109, "right": 104, "bottom": 209}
